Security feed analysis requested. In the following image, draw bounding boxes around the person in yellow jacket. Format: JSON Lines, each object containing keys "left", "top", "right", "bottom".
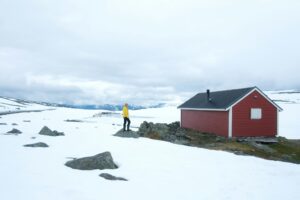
{"left": 122, "top": 103, "right": 131, "bottom": 131}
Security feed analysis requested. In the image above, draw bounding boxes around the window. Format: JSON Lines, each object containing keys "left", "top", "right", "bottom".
{"left": 251, "top": 108, "right": 262, "bottom": 120}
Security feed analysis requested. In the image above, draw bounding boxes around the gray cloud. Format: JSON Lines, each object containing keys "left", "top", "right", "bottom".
{"left": 0, "top": 0, "right": 300, "bottom": 105}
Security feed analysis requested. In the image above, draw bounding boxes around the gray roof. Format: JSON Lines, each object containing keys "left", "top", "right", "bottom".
{"left": 178, "top": 87, "right": 270, "bottom": 110}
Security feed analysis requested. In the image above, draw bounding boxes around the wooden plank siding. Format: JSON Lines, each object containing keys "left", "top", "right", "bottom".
{"left": 181, "top": 110, "right": 229, "bottom": 137}
{"left": 232, "top": 90, "right": 277, "bottom": 137}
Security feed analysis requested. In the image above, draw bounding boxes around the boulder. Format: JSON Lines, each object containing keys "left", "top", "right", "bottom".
{"left": 99, "top": 173, "right": 128, "bottom": 181}
{"left": 114, "top": 129, "right": 139, "bottom": 138}
{"left": 65, "top": 152, "right": 118, "bottom": 170}
{"left": 248, "top": 142, "right": 276, "bottom": 154}
{"left": 24, "top": 142, "right": 49, "bottom": 148}
{"left": 6, "top": 128, "right": 22, "bottom": 135}
{"left": 39, "top": 126, "right": 64, "bottom": 136}
{"left": 138, "top": 121, "right": 170, "bottom": 139}
{"left": 0, "top": 123, "right": 7, "bottom": 125}
{"left": 138, "top": 121, "right": 186, "bottom": 142}
{"left": 12, "top": 123, "right": 18, "bottom": 126}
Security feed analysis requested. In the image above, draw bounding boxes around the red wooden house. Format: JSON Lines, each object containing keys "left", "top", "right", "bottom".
{"left": 178, "top": 87, "right": 282, "bottom": 138}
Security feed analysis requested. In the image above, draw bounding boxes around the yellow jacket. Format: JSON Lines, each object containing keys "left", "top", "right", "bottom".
{"left": 122, "top": 106, "right": 129, "bottom": 118}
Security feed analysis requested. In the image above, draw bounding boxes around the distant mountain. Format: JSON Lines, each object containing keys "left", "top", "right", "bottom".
{"left": 61, "top": 103, "right": 166, "bottom": 111}
{"left": 0, "top": 96, "right": 166, "bottom": 111}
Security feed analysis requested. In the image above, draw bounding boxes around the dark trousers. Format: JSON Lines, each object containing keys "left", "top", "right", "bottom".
{"left": 123, "top": 117, "right": 131, "bottom": 131}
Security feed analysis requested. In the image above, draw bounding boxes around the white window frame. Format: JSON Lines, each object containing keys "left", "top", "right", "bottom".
{"left": 251, "top": 108, "right": 262, "bottom": 120}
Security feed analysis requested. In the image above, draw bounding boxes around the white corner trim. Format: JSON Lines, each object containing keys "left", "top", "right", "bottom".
{"left": 276, "top": 109, "right": 279, "bottom": 136}
{"left": 228, "top": 108, "right": 232, "bottom": 138}
{"left": 180, "top": 110, "right": 182, "bottom": 127}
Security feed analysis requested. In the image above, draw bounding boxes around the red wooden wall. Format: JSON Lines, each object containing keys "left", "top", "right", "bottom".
{"left": 232, "top": 90, "right": 277, "bottom": 137}
{"left": 181, "top": 110, "right": 228, "bottom": 137}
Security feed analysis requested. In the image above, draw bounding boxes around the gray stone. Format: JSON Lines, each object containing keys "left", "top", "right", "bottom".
{"left": 233, "top": 151, "right": 247, "bottom": 156}
{"left": 7, "top": 128, "right": 22, "bottom": 134}
{"left": 249, "top": 142, "right": 276, "bottom": 153}
{"left": 174, "top": 139, "right": 190, "bottom": 145}
{"left": 39, "top": 126, "right": 64, "bottom": 136}
{"left": 0, "top": 123, "right": 7, "bottom": 125}
{"left": 12, "top": 123, "right": 18, "bottom": 126}
{"left": 99, "top": 173, "right": 128, "bottom": 181}
{"left": 137, "top": 121, "right": 192, "bottom": 144}
{"left": 281, "top": 154, "right": 293, "bottom": 161}
{"left": 138, "top": 121, "right": 170, "bottom": 139}
{"left": 175, "top": 128, "right": 186, "bottom": 137}
{"left": 23, "top": 120, "right": 31, "bottom": 122}
{"left": 114, "top": 129, "right": 139, "bottom": 138}
{"left": 24, "top": 142, "right": 49, "bottom": 148}
{"left": 65, "top": 152, "right": 118, "bottom": 170}
{"left": 215, "top": 136, "right": 226, "bottom": 142}
{"left": 64, "top": 119, "right": 83, "bottom": 123}
{"left": 237, "top": 137, "right": 278, "bottom": 144}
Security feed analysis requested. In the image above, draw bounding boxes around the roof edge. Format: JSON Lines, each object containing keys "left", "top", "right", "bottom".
{"left": 227, "top": 87, "right": 283, "bottom": 111}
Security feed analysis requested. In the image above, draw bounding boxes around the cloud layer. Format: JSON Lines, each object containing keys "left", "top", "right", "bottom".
{"left": 0, "top": 0, "right": 300, "bottom": 105}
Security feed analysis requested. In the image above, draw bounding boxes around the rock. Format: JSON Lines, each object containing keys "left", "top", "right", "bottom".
{"left": 138, "top": 121, "right": 186, "bottom": 143}
{"left": 0, "top": 123, "right": 7, "bottom": 125}
{"left": 138, "top": 121, "right": 170, "bottom": 139}
{"left": 249, "top": 142, "right": 276, "bottom": 154}
{"left": 64, "top": 119, "right": 83, "bottom": 123}
{"left": 168, "top": 121, "right": 180, "bottom": 132}
{"left": 6, "top": 128, "right": 22, "bottom": 135}
{"left": 114, "top": 129, "right": 139, "bottom": 138}
{"left": 237, "top": 137, "right": 278, "bottom": 144}
{"left": 23, "top": 120, "right": 31, "bottom": 122}
{"left": 175, "top": 128, "right": 186, "bottom": 137}
{"left": 65, "top": 152, "right": 118, "bottom": 170}
{"left": 39, "top": 126, "right": 64, "bottom": 136}
{"left": 281, "top": 154, "right": 293, "bottom": 161}
{"left": 215, "top": 136, "right": 226, "bottom": 142}
{"left": 12, "top": 123, "right": 18, "bottom": 126}
{"left": 24, "top": 142, "right": 49, "bottom": 148}
{"left": 99, "top": 173, "right": 127, "bottom": 181}
{"left": 174, "top": 139, "right": 190, "bottom": 145}
{"left": 233, "top": 150, "right": 247, "bottom": 156}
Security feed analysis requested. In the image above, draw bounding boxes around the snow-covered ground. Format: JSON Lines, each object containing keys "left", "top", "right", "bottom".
{"left": 266, "top": 90, "right": 300, "bottom": 139}
{"left": 0, "top": 96, "right": 51, "bottom": 113}
{"left": 0, "top": 92, "right": 299, "bottom": 200}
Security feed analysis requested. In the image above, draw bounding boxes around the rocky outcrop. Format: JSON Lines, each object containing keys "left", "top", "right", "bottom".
{"left": 24, "top": 142, "right": 49, "bottom": 148}
{"left": 114, "top": 129, "right": 140, "bottom": 138}
{"left": 65, "top": 152, "right": 118, "bottom": 170}
{"left": 39, "top": 126, "right": 64, "bottom": 136}
{"left": 113, "top": 121, "right": 191, "bottom": 145}
{"left": 138, "top": 121, "right": 190, "bottom": 145}
{"left": 99, "top": 173, "right": 128, "bottom": 181}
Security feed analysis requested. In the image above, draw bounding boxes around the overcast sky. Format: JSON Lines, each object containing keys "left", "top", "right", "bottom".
{"left": 0, "top": 0, "right": 299, "bottom": 105}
